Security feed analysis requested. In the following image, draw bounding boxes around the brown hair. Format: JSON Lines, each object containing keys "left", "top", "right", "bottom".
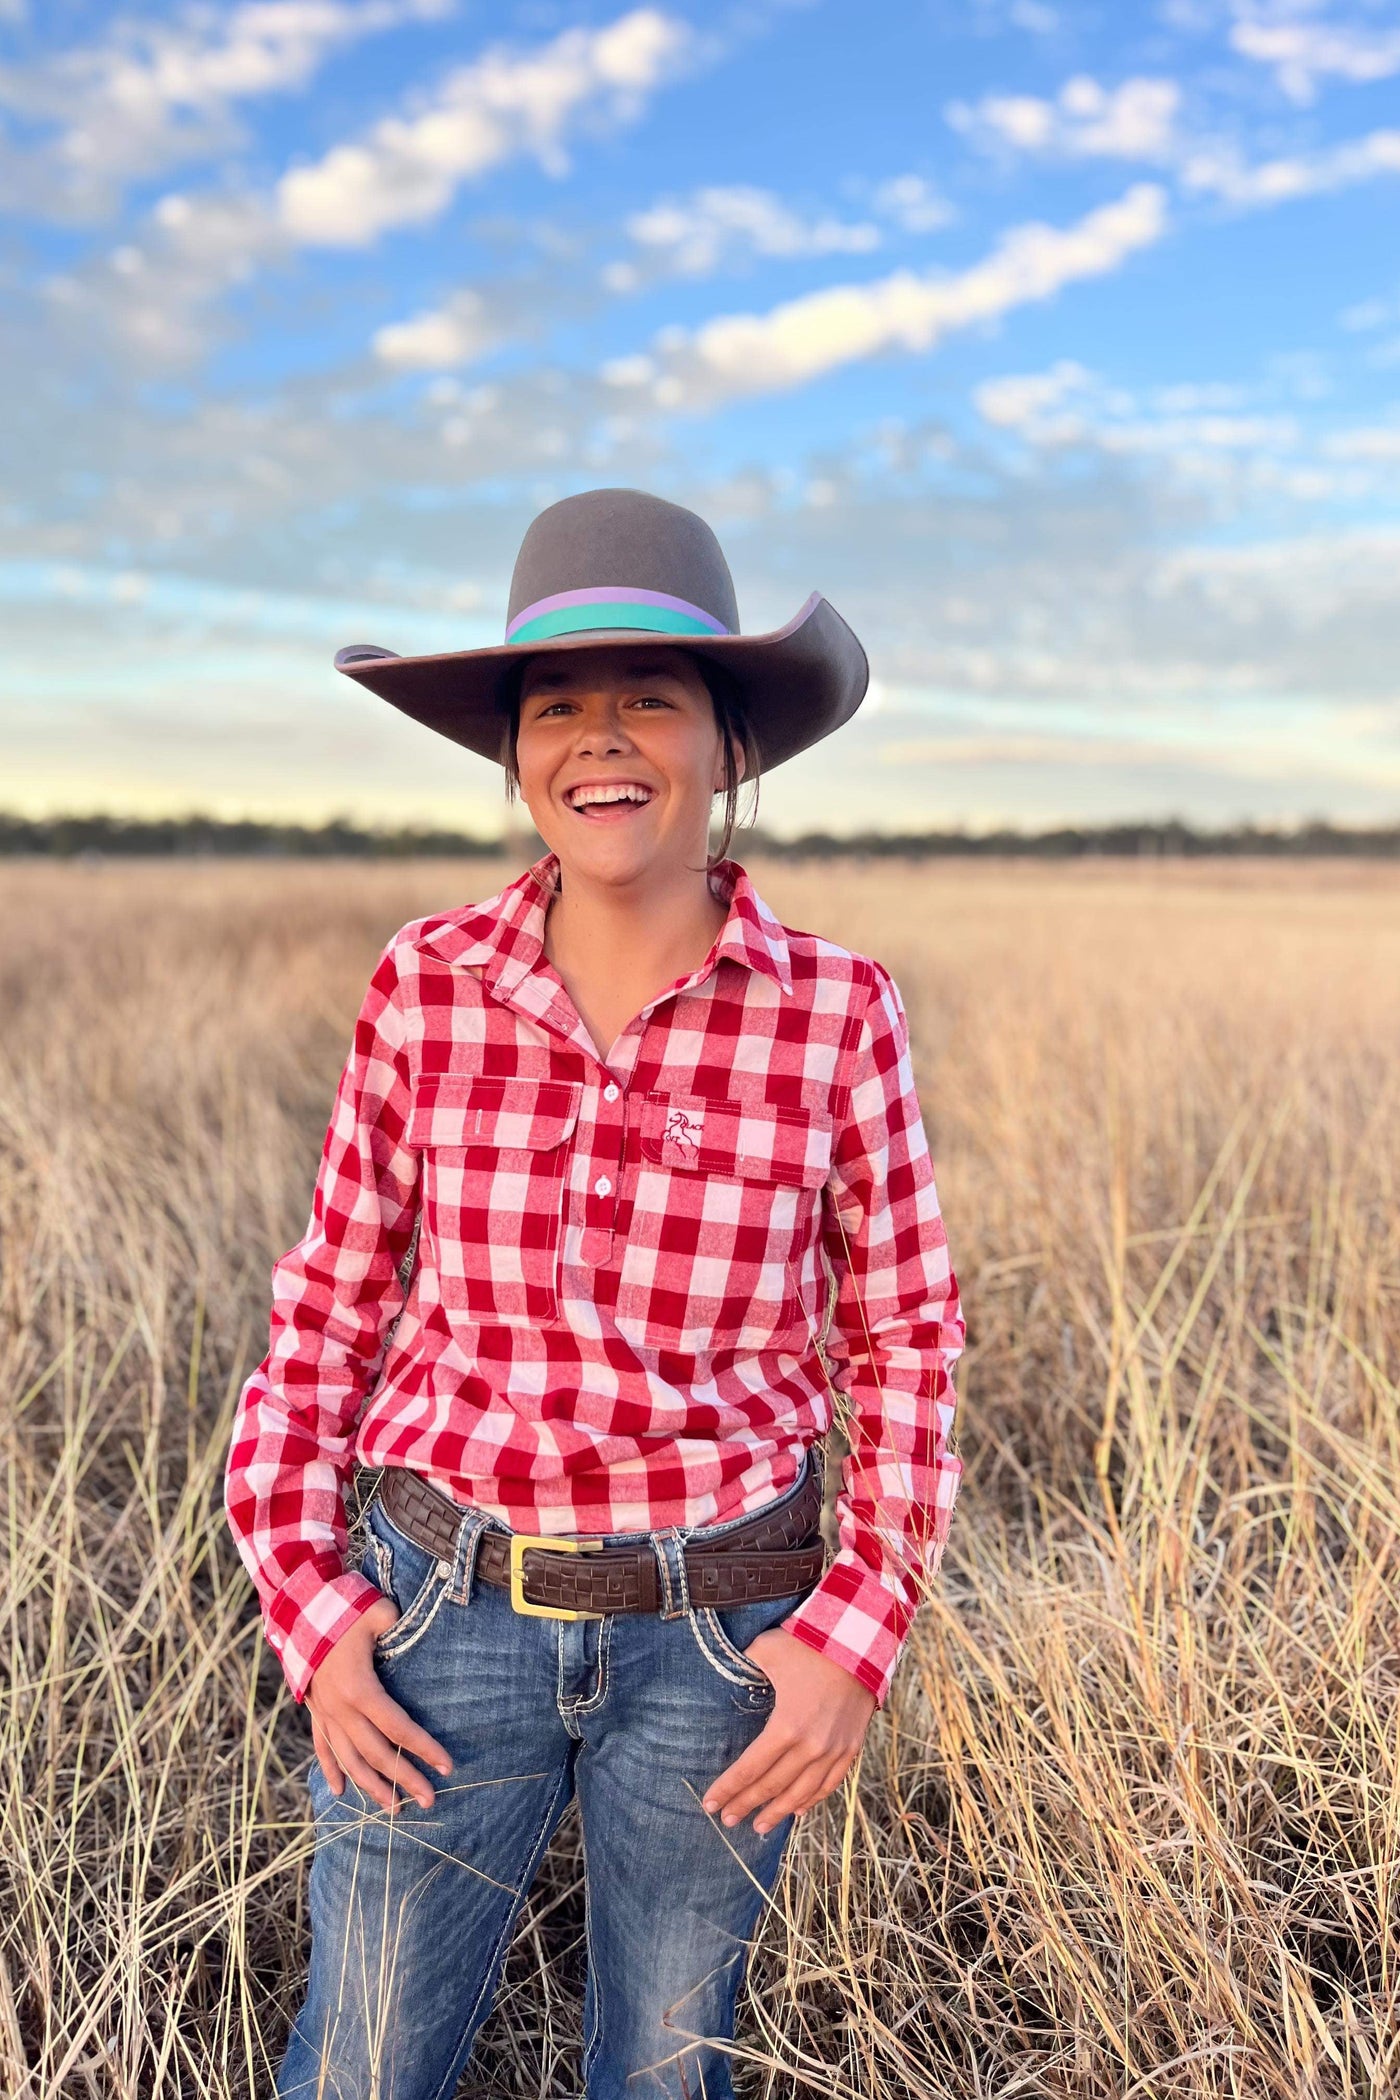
{"left": 499, "top": 653, "right": 762, "bottom": 871}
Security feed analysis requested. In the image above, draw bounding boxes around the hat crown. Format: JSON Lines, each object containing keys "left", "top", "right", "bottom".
{"left": 506, "top": 488, "right": 740, "bottom": 639}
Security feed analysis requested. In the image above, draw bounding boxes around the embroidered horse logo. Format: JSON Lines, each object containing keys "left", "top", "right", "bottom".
{"left": 664, "top": 1108, "right": 702, "bottom": 1153}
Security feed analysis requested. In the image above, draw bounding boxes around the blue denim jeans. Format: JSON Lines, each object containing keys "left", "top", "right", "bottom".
{"left": 276, "top": 1454, "right": 819, "bottom": 2100}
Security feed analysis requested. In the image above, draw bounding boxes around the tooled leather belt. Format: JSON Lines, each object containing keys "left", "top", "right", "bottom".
{"left": 375, "top": 1459, "right": 826, "bottom": 1618}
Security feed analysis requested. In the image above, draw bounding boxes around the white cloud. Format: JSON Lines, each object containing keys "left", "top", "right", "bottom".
{"left": 372, "top": 288, "right": 505, "bottom": 368}
{"left": 0, "top": 0, "right": 449, "bottom": 217}
{"left": 1182, "top": 126, "right": 1400, "bottom": 206}
{"left": 875, "top": 724, "right": 1400, "bottom": 792}
{"left": 607, "top": 184, "right": 1168, "bottom": 407}
{"left": 1154, "top": 524, "right": 1400, "bottom": 633}
{"left": 1010, "top": 1, "right": 1060, "bottom": 30}
{"left": 616, "top": 184, "right": 880, "bottom": 280}
{"left": 36, "top": 7, "right": 692, "bottom": 368}
{"left": 1229, "top": 14, "right": 1400, "bottom": 105}
{"left": 594, "top": 351, "right": 654, "bottom": 388}
{"left": 35, "top": 186, "right": 276, "bottom": 365}
{"left": 948, "top": 74, "right": 1181, "bottom": 161}
{"left": 943, "top": 56, "right": 1400, "bottom": 221}
{"left": 1323, "top": 422, "right": 1400, "bottom": 460}
{"left": 276, "top": 8, "right": 691, "bottom": 245}
{"left": 1339, "top": 295, "right": 1393, "bottom": 331}
{"left": 1099, "top": 411, "right": 1298, "bottom": 455}
{"left": 869, "top": 174, "right": 955, "bottom": 234}
{"left": 974, "top": 359, "right": 1094, "bottom": 429}
{"left": 975, "top": 359, "right": 1299, "bottom": 453}
{"left": 604, "top": 175, "right": 954, "bottom": 294}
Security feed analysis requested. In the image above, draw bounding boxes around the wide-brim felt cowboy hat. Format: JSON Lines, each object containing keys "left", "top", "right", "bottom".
{"left": 333, "top": 486, "right": 868, "bottom": 777}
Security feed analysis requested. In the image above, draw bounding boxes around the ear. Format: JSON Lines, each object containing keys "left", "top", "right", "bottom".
{"left": 713, "top": 729, "right": 745, "bottom": 793}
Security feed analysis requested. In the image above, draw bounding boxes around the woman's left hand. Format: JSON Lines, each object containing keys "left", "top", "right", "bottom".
{"left": 701, "top": 1629, "right": 877, "bottom": 1836}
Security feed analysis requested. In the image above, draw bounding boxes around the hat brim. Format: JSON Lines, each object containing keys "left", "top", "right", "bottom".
{"left": 333, "top": 592, "right": 868, "bottom": 776}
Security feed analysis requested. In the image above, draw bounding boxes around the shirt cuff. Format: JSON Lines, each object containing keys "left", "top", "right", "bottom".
{"left": 777, "top": 1550, "right": 917, "bottom": 1708}
{"left": 266, "top": 1557, "right": 387, "bottom": 1705}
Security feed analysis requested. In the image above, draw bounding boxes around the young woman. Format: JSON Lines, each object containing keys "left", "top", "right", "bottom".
{"left": 224, "top": 488, "right": 966, "bottom": 2100}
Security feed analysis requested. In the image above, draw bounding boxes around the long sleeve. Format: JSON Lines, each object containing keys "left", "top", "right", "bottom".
{"left": 779, "top": 961, "right": 965, "bottom": 1706}
{"left": 223, "top": 937, "right": 420, "bottom": 1704}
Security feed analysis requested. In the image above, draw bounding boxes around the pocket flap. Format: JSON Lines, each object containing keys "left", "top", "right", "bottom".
{"left": 408, "top": 1074, "right": 582, "bottom": 1151}
{"left": 639, "top": 1093, "right": 832, "bottom": 1188}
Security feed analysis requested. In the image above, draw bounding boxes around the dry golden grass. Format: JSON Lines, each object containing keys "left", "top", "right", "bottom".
{"left": 1, "top": 852, "right": 1397, "bottom": 2098}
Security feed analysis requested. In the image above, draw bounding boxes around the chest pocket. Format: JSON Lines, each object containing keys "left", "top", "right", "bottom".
{"left": 408, "top": 1074, "right": 581, "bottom": 1328}
{"left": 613, "top": 1092, "right": 834, "bottom": 1358}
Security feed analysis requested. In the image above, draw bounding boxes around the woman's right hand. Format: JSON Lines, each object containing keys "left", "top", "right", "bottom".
{"left": 305, "top": 1598, "right": 453, "bottom": 1815}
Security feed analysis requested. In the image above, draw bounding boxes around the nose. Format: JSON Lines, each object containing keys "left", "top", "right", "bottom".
{"left": 573, "top": 703, "right": 632, "bottom": 756}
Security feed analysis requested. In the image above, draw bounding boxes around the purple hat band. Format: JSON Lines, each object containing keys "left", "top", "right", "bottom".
{"left": 505, "top": 585, "right": 731, "bottom": 647}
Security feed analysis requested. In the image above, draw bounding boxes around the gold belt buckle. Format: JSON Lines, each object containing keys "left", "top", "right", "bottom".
{"left": 508, "top": 1534, "right": 606, "bottom": 1619}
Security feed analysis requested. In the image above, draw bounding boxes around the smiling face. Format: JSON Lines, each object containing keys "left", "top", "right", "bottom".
{"left": 512, "top": 644, "right": 743, "bottom": 889}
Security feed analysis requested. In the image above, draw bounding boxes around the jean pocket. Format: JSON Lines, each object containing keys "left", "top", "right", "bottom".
{"left": 688, "top": 1582, "right": 818, "bottom": 1707}
{"left": 362, "top": 1497, "right": 453, "bottom": 1663}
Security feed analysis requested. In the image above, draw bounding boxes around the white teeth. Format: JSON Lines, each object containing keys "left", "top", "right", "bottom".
{"left": 566, "top": 783, "right": 654, "bottom": 809}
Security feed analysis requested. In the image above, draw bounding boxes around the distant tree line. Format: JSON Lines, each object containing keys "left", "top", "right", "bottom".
{"left": 1, "top": 810, "right": 1397, "bottom": 860}
{"left": 0, "top": 811, "right": 509, "bottom": 859}
{"left": 759, "top": 819, "right": 1400, "bottom": 859}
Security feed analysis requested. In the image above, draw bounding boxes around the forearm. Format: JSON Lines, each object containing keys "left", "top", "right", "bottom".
{"left": 224, "top": 1317, "right": 396, "bottom": 1701}
{"left": 223, "top": 935, "right": 418, "bottom": 1702}
{"left": 782, "top": 1355, "right": 963, "bottom": 1704}
{"left": 780, "top": 961, "right": 966, "bottom": 1704}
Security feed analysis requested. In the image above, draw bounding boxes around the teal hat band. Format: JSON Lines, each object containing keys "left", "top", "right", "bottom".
{"left": 505, "top": 585, "right": 730, "bottom": 647}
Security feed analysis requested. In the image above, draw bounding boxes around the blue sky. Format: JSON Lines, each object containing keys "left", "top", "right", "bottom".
{"left": 3, "top": 0, "right": 1399, "bottom": 837}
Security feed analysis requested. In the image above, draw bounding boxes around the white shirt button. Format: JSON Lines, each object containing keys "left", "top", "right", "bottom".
{"left": 594, "top": 1174, "right": 613, "bottom": 1197}
{"left": 603, "top": 1083, "right": 619, "bottom": 1102}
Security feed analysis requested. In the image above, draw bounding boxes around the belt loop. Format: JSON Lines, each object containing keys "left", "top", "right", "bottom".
{"left": 649, "top": 1528, "right": 692, "bottom": 1621}
{"left": 448, "top": 1506, "right": 491, "bottom": 1605}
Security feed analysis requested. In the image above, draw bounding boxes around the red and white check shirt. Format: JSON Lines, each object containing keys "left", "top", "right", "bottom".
{"left": 224, "top": 852, "right": 965, "bottom": 1708}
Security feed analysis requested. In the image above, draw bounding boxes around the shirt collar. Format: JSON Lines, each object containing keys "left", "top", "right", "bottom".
{"left": 704, "top": 855, "right": 795, "bottom": 996}
{"left": 411, "top": 849, "right": 794, "bottom": 999}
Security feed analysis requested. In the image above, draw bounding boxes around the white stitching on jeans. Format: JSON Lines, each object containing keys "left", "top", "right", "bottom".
{"left": 364, "top": 1531, "right": 394, "bottom": 1597}
{"left": 579, "top": 1800, "right": 604, "bottom": 2077}
{"left": 689, "top": 1608, "right": 772, "bottom": 1690}
{"left": 649, "top": 1529, "right": 675, "bottom": 1617}
{"left": 573, "top": 1612, "right": 612, "bottom": 1717}
{"left": 374, "top": 1562, "right": 451, "bottom": 1661}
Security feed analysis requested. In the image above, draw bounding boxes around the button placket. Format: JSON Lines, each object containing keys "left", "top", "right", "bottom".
{"left": 580, "top": 1062, "right": 627, "bottom": 1267}
{"left": 485, "top": 962, "right": 626, "bottom": 1275}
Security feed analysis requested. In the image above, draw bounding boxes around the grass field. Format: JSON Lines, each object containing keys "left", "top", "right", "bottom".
{"left": 2, "top": 853, "right": 1397, "bottom": 2098}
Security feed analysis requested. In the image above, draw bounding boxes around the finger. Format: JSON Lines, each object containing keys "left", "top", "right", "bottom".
{"left": 722, "top": 1734, "right": 862, "bottom": 1829}
{"left": 754, "top": 1750, "right": 854, "bottom": 1836}
{"left": 343, "top": 1718, "right": 442, "bottom": 1811}
{"left": 713, "top": 1744, "right": 816, "bottom": 1828}
{"left": 751, "top": 1776, "right": 824, "bottom": 1837}
{"left": 311, "top": 1723, "right": 346, "bottom": 1795}
{"left": 363, "top": 1685, "right": 453, "bottom": 1777}
{"left": 701, "top": 1721, "right": 797, "bottom": 1816}
{"left": 335, "top": 1736, "right": 411, "bottom": 1818}
{"left": 324, "top": 1711, "right": 427, "bottom": 1814}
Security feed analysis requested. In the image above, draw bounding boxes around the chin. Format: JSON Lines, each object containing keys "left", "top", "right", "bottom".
{"left": 565, "top": 838, "right": 665, "bottom": 884}
{"left": 554, "top": 826, "right": 697, "bottom": 887}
